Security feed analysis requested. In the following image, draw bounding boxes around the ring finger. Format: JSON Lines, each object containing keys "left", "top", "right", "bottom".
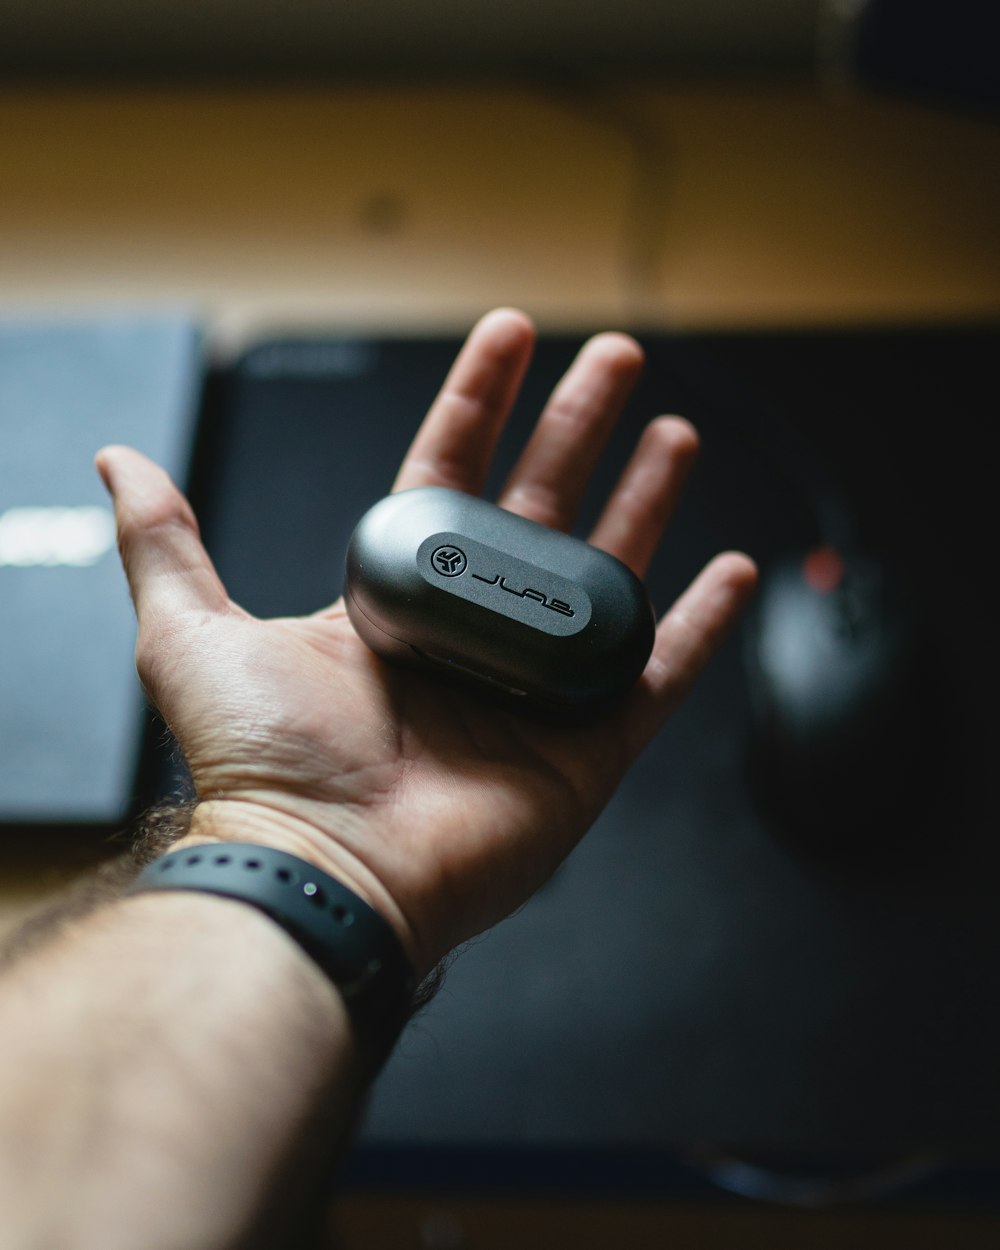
{"left": 588, "top": 416, "right": 700, "bottom": 577}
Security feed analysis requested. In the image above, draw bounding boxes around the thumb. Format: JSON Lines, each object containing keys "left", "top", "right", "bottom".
{"left": 96, "top": 445, "right": 229, "bottom": 624}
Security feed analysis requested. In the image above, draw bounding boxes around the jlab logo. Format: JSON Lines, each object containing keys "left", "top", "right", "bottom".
{"left": 474, "top": 571, "right": 575, "bottom": 618}
{"left": 430, "top": 545, "right": 574, "bottom": 618}
{"left": 432, "top": 546, "right": 467, "bottom": 577}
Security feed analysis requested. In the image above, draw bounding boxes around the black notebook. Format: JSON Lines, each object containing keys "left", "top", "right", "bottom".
{"left": 0, "top": 317, "right": 204, "bottom": 827}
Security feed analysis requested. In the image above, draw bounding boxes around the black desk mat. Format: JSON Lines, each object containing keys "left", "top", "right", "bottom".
{"left": 181, "top": 327, "right": 998, "bottom": 1179}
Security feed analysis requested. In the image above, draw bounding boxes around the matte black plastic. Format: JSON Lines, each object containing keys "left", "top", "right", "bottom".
{"left": 345, "top": 487, "right": 655, "bottom": 717}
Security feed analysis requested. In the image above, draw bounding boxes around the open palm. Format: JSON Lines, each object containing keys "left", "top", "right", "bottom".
{"left": 98, "top": 310, "right": 756, "bottom": 976}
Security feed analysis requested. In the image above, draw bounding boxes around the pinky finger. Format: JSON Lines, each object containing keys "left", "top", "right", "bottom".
{"left": 622, "top": 551, "right": 758, "bottom": 760}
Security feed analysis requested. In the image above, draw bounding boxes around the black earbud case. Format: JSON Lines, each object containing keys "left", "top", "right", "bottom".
{"left": 345, "top": 487, "right": 655, "bottom": 718}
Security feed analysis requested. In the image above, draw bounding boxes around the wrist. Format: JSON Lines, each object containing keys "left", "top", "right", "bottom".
{"left": 178, "top": 798, "right": 425, "bottom": 975}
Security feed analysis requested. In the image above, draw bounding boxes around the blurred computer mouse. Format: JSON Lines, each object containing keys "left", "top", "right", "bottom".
{"left": 742, "top": 546, "right": 937, "bottom": 853}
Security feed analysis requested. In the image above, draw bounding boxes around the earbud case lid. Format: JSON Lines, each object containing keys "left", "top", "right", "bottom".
{"left": 345, "top": 487, "right": 655, "bottom": 717}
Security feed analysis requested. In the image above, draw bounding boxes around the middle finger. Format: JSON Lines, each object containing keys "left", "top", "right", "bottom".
{"left": 497, "top": 332, "right": 644, "bottom": 531}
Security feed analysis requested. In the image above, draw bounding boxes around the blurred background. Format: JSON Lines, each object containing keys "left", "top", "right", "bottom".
{"left": 3, "top": 0, "right": 999, "bottom": 335}
{"left": 2, "top": 1, "right": 1000, "bottom": 1245}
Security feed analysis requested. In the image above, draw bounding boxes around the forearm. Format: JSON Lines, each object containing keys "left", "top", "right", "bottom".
{"left": 0, "top": 885, "right": 360, "bottom": 1250}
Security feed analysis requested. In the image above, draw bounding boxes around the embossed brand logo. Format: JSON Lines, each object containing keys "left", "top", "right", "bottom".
{"left": 471, "top": 571, "right": 575, "bottom": 618}
{"left": 428, "top": 542, "right": 576, "bottom": 619}
{"left": 431, "top": 545, "right": 468, "bottom": 576}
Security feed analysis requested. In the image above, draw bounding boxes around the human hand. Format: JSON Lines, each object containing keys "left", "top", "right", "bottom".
{"left": 97, "top": 309, "right": 756, "bottom": 978}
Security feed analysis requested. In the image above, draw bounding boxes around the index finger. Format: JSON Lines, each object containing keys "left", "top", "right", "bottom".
{"left": 392, "top": 308, "right": 535, "bottom": 496}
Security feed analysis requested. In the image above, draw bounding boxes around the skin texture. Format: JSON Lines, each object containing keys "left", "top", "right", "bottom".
{"left": 96, "top": 308, "right": 758, "bottom": 978}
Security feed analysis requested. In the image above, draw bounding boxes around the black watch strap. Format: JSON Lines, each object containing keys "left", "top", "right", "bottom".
{"left": 129, "top": 843, "right": 416, "bottom": 1063}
